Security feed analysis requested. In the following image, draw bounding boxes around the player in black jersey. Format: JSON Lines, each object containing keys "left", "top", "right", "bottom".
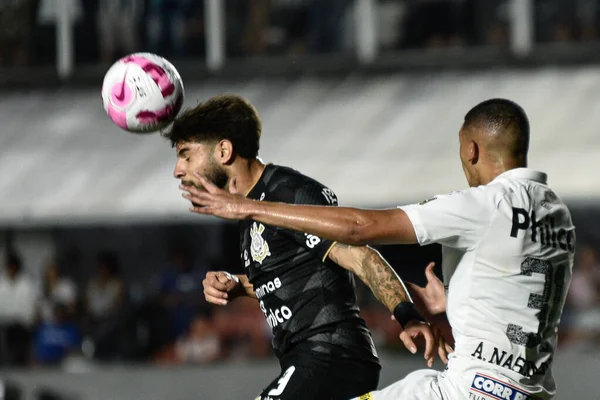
{"left": 165, "top": 94, "right": 439, "bottom": 400}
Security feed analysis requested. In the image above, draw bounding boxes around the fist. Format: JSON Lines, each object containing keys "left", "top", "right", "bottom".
{"left": 203, "top": 271, "right": 242, "bottom": 306}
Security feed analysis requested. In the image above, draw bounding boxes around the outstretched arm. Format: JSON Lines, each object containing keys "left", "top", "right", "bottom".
{"left": 250, "top": 203, "right": 417, "bottom": 246}
{"left": 181, "top": 176, "right": 418, "bottom": 246}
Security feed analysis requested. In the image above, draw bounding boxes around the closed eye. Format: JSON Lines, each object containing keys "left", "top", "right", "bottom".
{"left": 178, "top": 148, "right": 190, "bottom": 159}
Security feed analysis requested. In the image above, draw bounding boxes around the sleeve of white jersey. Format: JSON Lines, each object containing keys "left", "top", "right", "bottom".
{"left": 399, "top": 187, "right": 495, "bottom": 250}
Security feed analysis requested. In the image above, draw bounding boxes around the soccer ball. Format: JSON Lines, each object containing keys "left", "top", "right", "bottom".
{"left": 101, "top": 52, "right": 184, "bottom": 133}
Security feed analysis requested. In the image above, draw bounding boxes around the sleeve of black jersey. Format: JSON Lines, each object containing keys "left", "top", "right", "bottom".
{"left": 280, "top": 180, "right": 339, "bottom": 262}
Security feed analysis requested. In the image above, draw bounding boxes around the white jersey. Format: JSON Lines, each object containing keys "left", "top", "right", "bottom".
{"left": 400, "top": 168, "right": 575, "bottom": 398}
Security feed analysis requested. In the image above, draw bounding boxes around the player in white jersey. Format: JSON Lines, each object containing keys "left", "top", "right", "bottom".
{"left": 181, "top": 98, "right": 575, "bottom": 400}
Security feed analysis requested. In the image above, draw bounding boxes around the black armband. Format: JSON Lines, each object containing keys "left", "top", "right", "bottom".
{"left": 393, "top": 302, "right": 425, "bottom": 329}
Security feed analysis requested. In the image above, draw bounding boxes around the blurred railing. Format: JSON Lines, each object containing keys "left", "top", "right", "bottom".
{"left": 7, "top": 0, "right": 600, "bottom": 86}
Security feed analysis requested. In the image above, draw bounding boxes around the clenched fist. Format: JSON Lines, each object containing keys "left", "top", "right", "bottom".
{"left": 203, "top": 271, "right": 246, "bottom": 306}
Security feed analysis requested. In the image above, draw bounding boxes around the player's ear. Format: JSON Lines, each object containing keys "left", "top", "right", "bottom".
{"left": 217, "top": 139, "right": 234, "bottom": 164}
{"left": 468, "top": 140, "right": 479, "bottom": 165}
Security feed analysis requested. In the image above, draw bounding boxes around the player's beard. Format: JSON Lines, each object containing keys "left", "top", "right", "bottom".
{"left": 204, "top": 156, "right": 229, "bottom": 189}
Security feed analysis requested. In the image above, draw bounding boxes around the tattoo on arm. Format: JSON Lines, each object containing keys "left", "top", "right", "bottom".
{"left": 328, "top": 244, "right": 410, "bottom": 312}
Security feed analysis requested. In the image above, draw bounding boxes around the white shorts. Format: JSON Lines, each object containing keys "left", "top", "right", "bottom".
{"left": 351, "top": 359, "right": 549, "bottom": 400}
{"left": 350, "top": 368, "right": 461, "bottom": 400}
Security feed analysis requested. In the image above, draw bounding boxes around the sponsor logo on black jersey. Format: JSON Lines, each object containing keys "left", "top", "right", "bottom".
{"left": 255, "top": 277, "right": 282, "bottom": 299}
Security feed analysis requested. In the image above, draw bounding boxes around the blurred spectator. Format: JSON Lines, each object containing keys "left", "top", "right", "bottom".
{"left": 158, "top": 246, "right": 207, "bottom": 340}
{"left": 535, "top": 0, "right": 600, "bottom": 43}
{"left": 38, "top": 261, "right": 77, "bottom": 324}
{"left": 0, "top": 0, "right": 37, "bottom": 66}
{"left": 0, "top": 251, "right": 39, "bottom": 366}
{"left": 575, "top": 0, "right": 599, "bottom": 41}
{"left": 146, "top": 0, "right": 191, "bottom": 57}
{"left": 97, "top": 0, "right": 142, "bottom": 63}
{"left": 154, "top": 311, "right": 221, "bottom": 365}
{"left": 239, "top": 0, "right": 350, "bottom": 56}
{"left": 467, "top": 0, "right": 510, "bottom": 47}
{"left": 182, "top": 0, "right": 204, "bottom": 56}
{"left": 402, "top": 0, "right": 468, "bottom": 49}
{"left": 33, "top": 304, "right": 81, "bottom": 366}
{"left": 132, "top": 297, "right": 171, "bottom": 361}
{"left": 563, "top": 244, "right": 600, "bottom": 350}
{"left": 233, "top": 0, "right": 268, "bottom": 56}
{"left": 306, "top": 0, "right": 350, "bottom": 54}
{"left": 84, "top": 251, "right": 126, "bottom": 361}
{"left": 212, "top": 297, "right": 271, "bottom": 360}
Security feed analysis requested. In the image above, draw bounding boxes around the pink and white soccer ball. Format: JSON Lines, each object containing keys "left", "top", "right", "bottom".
{"left": 101, "top": 53, "right": 184, "bottom": 133}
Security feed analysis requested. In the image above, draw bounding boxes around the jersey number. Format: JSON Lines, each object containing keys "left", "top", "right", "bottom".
{"left": 268, "top": 366, "right": 296, "bottom": 396}
{"left": 506, "top": 257, "right": 567, "bottom": 348}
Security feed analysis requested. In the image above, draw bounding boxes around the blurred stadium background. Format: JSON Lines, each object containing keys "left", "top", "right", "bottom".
{"left": 1, "top": 0, "right": 600, "bottom": 399}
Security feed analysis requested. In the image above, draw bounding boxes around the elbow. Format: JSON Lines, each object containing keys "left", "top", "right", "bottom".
{"left": 346, "top": 216, "right": 374, "bottom": 246}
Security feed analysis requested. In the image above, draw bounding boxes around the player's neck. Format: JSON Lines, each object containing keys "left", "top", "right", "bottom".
{"left": 480, "top": 158, "right": 527, "bottom": 185}
{"left": 230, "top": 158, "right": 266, "bottom": 197}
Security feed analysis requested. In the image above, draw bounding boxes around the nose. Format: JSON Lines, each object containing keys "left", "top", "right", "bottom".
{"left": 173, "top": 161, "right": 185, "bottom": 179}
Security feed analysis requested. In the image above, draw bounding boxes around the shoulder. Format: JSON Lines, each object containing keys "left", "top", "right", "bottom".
{"left": 483, "top": 178, "right": 544, "bottom": 209}
{"left": 423, "top": 184, "right": 505, "bottom": 208}
{"left": 266, "top": 165, "right": 327, "bottom": 191}
{"left": 471, "top": 182, "right": 513, "bottom": 208}
{"left": 266, "top": 165, "right": 338, "bottom": 206}
{"left": 404, "top": 184, "right": 508, "bottom": 219}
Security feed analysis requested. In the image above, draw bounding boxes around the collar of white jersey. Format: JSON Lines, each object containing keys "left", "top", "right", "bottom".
{"left": 493, "top": 167, "right": 548, "bottom": 184}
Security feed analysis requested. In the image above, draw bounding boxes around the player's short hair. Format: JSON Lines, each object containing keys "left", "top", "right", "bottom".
{"left": 162, "top": 94, "right": 262, "bottom": 159}
{"left": 463, "top": 98, "right": 530, "bottom": 158}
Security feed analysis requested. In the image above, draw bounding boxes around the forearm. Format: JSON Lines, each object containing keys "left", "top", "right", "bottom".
{"left": 246, "top": 201, "right": 417, "bottom": 246}
{"left": 235, "top": 274, "right": 257, "bottom": 299}
{"left": 357, "top": 248, "right": 412, "bottom": 312}
{"left": 329, "top": 245, "right": 411, "bottom": 312}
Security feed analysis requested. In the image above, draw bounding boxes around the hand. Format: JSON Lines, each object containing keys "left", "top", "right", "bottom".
{"left": 180, "top": 174, "right": 252, "bottom": 221}
{"left": 399, "top": 320, "right": 437, "bottom": 368}
{"left": 407, "top": 262, "right": 446, "bottom": 317}
{"left": 398, "top": 320, "right": 453, "bottom": 368}
{"left": 432, "top": 325, "right": 454, "bottom": 365}
{"left": 202, "top": 271, "right": 245, "bottom": 306}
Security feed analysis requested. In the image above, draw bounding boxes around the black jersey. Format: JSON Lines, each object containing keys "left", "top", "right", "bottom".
{"left": 239, "top": 164, "right": 379, "bottom": 364}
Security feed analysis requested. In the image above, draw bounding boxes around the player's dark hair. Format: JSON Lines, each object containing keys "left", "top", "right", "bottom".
{"left": 162, "top": 94, "right": 261, "bottom": 159}
{"left": 463, "top": 98, "right": 530, "bottom": 160}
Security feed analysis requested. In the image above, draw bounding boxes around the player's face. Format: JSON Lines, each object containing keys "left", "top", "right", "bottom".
{"left": 173, "top": 141, "right": 229, "bottom": 189}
